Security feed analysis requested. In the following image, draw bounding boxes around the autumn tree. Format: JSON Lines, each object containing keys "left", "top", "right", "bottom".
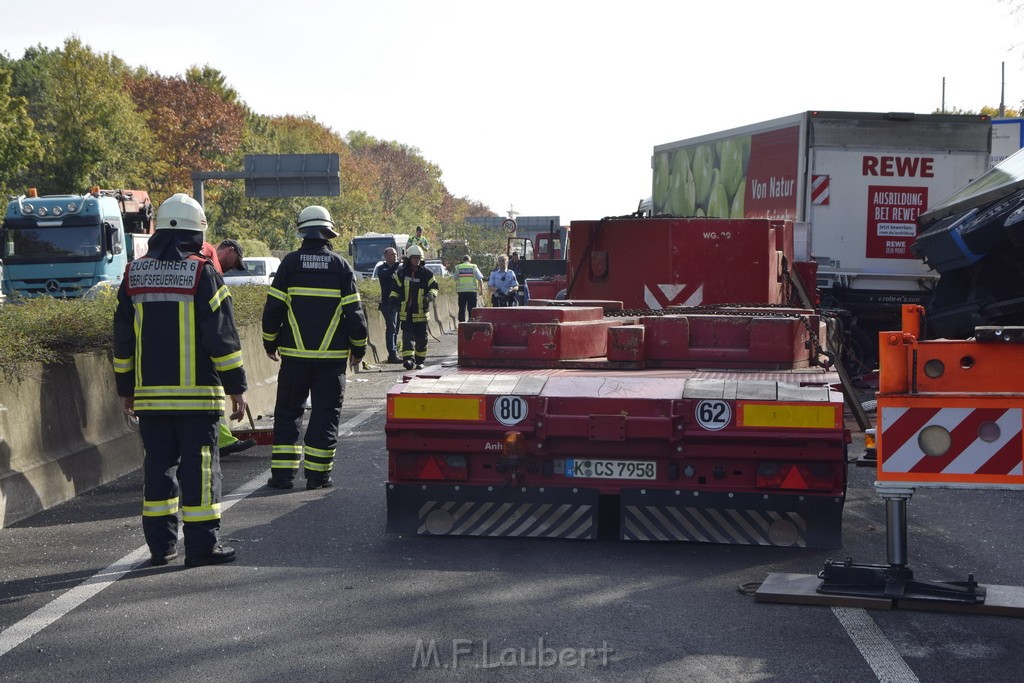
{"left": 126, "top": 72, "right": 245, "bottom": 197}
{"left": 347, "top": 131, "right": 444, "bottom": 233}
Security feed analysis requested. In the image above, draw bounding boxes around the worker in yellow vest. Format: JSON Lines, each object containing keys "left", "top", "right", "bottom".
{"left": 454, "top": 254, "right": 485, "bottom": 322}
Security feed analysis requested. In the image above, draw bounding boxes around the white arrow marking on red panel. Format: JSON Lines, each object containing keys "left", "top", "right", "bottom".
{"left": 643, "top": 285, "right": 663, "bottom": 309}
{"left": 677, "top": 283, "right": 704, "bottom": 307}
{"left": 644, "top": 283, "right": 705, "bottom": 309}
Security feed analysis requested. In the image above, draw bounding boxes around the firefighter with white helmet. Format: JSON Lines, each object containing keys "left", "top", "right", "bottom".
{"left": 262, "top": 205, "right": 367, "bottom": 490}
{"left": 113, "top": 193, "right": 247, "bottom": 567}
{"left": 390, "top": 243, "right": 438, "bottom": 369}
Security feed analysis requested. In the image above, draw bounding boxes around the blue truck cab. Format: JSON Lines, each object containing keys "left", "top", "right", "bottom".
{"left": 1, "top": 188, "right": 152, "bottom": 298}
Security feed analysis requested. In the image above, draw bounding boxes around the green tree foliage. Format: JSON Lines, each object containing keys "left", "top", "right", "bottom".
{"left": 0, "top": 69, "right": 43, "bottom": 197}
{"left": 0, "top": 37, "right": 497, "bottom": 255}
{"left": 3, "top": 38, "right": 154, "bottom": 194}
{"left": 185, "top": 65, "right": 240, "bottom": 106}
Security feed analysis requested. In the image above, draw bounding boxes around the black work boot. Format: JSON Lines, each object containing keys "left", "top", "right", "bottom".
{"left": 185, "top": 545, "right": 236, "bottom": 567}
{"left": 403, "top": 358, "right": 414, "bottom": 370}
{"left": 306, "top": 474, "right": 334, "bottom": 490}
{"left": 266, "top": 475, "right": 294, "bottom": 490}
{"left": 149, "top": 548, "right": 178, "bottom": 566}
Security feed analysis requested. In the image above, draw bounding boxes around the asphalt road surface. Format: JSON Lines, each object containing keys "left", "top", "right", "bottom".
{"left": 1, "top": 330, "right": 1022, "bottom": 682}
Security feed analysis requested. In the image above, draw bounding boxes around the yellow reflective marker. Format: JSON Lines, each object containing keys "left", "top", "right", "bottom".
{"left": 390, "top": 396, "right": 484, "bottom": 421}
{"left": 739, "top": 403, "right": 839, "bottom": 429}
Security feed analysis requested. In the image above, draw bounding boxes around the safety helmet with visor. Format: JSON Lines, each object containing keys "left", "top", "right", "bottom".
{"left": 155, "top": 193, "right": 207, "bottom": 232}
{"left": 296, "top": 205, "right": 339, "bottom": 238}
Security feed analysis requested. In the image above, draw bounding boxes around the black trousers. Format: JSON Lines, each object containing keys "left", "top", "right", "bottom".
{"left": 271, "top": 358, "right": 346, "bottom": 479}
{"left": 457, "top": 292, "right": 478, "bottom": 322}
{"left": 401, "top": 319, "right": 428, "bottom": 364}
{"left": 139, "top": 413, "right": 221, "bottom": 556}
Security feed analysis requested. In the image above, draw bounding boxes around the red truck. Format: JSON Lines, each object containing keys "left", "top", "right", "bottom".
{"left": 384, "top": 216, "right": 850, "bottom": 547}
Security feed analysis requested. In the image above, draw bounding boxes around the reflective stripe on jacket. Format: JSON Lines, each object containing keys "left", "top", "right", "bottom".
{"left": 455, "top": 263, "right": 483, "bottom": 293}
{"left": 113, "top": 253, "right": 246, "bottom": 414}
{"left": 261, "top": 241, "right": 368, "bottom": 361}
{"left": 390, "top": 263, "right": 439, "bottom": 323}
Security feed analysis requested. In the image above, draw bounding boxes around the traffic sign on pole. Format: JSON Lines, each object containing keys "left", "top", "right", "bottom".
{"left": 243, "top": 153, "right": 340, "bottom": 198}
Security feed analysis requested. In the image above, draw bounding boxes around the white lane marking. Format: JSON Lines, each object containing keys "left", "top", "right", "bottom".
{"left": 832, "top": 607, "right": 919, "bottom": 683}
{"left": 0, "top": 404, "right": 384, "bottom": 658}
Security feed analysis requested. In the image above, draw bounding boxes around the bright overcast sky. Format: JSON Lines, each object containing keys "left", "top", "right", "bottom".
{"left": 3, "top": 0, "right": 1023, "bottom": 223}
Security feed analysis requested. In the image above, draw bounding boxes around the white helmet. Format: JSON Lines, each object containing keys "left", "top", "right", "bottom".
{"left": 296, "top": 205, "right": 338, "bottom": 238}
{"left": 155, "top": 193, "right": 207, "bottom": 231}
{"left": 406, "top": 245, "right": 424, "bottom": 259}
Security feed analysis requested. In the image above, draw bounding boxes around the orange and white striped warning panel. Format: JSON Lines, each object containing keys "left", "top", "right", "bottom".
{"left": 877, "top": 397, "right": 1024, "bottom": 488}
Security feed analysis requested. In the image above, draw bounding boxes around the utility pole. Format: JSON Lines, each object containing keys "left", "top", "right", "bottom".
{"left": 941, "top": 77, "right": 946, "bottom": 113}
{"left": 1000, "top": 61, "right": 1006, "bottom": 118}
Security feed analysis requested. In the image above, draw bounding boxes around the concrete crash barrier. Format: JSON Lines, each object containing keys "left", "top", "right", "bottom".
{"left": 0, "top": 325, "right": 270, "bottom": 528}
{"left": 355, "top": 293, "right": 457, "bottom": 367}
{"left": 0, "top": 295, "right": 456, "bottom": 528}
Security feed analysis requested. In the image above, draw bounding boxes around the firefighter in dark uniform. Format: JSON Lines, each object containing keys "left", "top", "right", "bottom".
{"left": 113, "top": 193, "right": 247, "bottom": 568}
{"left": 262, "top": 206, "right": 368, "bottom": 491}
{"left": 391, "top": 244, "right": 439, "bottom": 370}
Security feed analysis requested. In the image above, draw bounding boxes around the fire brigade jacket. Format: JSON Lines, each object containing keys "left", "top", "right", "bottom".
{"left": 113, "top": 232, "right": 247, "bottom": 414}
{"left": 261, "top": 239, "right": 368, "bottom": 361}
{"left": 390, "top": 262, "right": 439, "bottom": 323}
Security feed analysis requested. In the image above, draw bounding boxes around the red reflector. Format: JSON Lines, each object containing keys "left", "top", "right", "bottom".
{"left": 756, "top": 462, "right": 834, "bottom": 491}
{"left": 394, "top": 454, "right": 468, "bottom": 481}
{"left": 780, "top": 466, "right": 808, "bottom": 490}
{"left": 420, "top": 457, "right": 445, "bottom": 480}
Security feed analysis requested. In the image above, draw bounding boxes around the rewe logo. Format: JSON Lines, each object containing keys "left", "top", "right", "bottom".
{"left": 643, "top": 283, "right": 704, "bottom": 310}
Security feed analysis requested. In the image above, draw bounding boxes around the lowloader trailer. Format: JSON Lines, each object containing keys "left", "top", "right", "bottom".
{"left": 385, "top": 216, "right": 851, "bottom": 547}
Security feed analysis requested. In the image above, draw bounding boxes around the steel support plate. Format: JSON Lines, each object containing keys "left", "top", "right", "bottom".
{"left": 757, "top": 573, "right": 1024, "bottom": 617}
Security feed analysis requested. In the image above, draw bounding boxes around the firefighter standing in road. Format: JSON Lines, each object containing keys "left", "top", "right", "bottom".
{"left": 113, "top": 193, "right": 247, "bottom": 568}
{"left": 262, "top": 206, "right": 368, "bottom": 491}
{"left": 391, "top": 245, "right": 438, "bottom": 369}
{"left": 454, "top": 254, "right": 484, "bottom": 322}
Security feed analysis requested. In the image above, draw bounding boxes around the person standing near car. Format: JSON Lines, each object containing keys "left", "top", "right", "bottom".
{"left": 374, "top": 247, "right": 402, "bottom": 363}
{"left": 262, "top": 206, "right": 368, "bottom": 491}
{"left": 113, "top": 193, "right": 247, "bottom": 568}
{"left": 454, "top": 254, "right": 485, "bottom": 322}
{"left": 390, "top": 244, "right": 438, "bottom": 369}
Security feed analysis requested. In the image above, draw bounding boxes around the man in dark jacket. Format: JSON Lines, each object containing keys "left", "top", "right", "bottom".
{"left": 374, "top": 247, "right": 402, "bottom": 363}
{"left": 262, "top": 206, "right": 368, "bottom": 491}
{"left": 113, "top": 193, "right": 247, "bottom": 568}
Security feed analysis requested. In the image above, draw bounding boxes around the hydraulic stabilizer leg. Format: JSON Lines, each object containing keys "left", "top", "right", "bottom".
{"left": 817, "top": 486, "right": 986, "bottom": 604}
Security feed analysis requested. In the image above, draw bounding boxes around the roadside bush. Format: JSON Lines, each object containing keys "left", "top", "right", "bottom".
{"left": 0, "top": 275, "right": 454, "bottom": 376}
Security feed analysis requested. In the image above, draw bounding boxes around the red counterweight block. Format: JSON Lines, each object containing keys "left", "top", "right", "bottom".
{"left": 459, "top": 306, "right": 619, "bottom": 362}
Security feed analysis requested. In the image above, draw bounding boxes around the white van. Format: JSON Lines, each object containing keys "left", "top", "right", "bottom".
{"left": 223, "top": 256, "right": 281, "bottom": 286}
